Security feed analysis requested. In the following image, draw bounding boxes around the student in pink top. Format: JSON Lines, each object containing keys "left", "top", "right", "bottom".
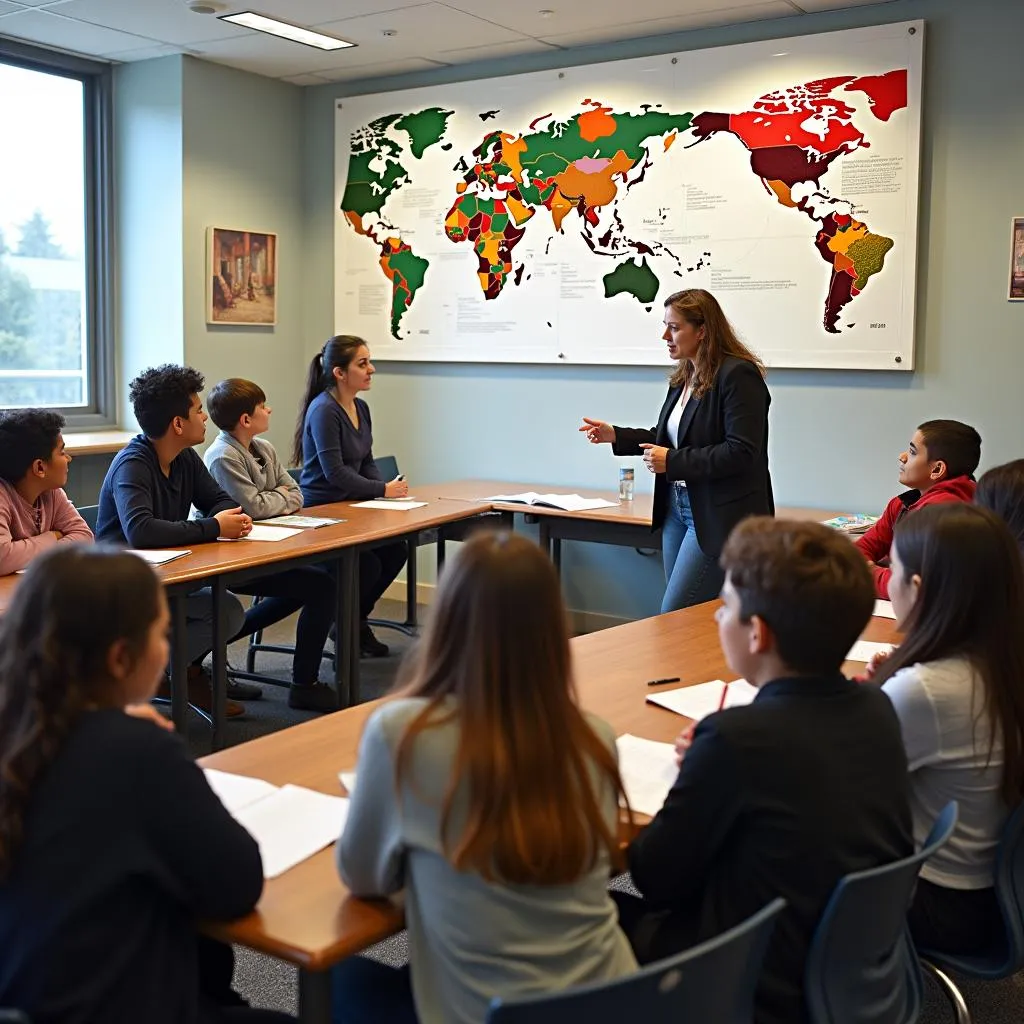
{"left": 0, "top": 410, "right": 93, "bottom": 576}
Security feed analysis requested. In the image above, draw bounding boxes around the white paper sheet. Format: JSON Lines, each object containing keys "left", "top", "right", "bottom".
{"left": 873, "top": 600, "right": 897, "bottom": 619}
{"left": 232, "top": 784, "right": 350, "bottom": 879}
{"left": 128, "top": 549, "right": 191, "bottom": 565}
{"left": 352, "top": 500, "right": 428, "bottom": 511}
{"left": 646, "top": 678, "right": 758, "bottom": 720}
{"left": 339, "top": 771, "right": 357, "bottom": 794}
{"left": 204, "top": 769, "right": 280, "bottom": 815}
{"left": 218, "top": 524, "right": 303, "bottom": 543}
{"left": 262, "top": 515, "right": 346, "bottom": 529}
{"left": 846, "top": 639, "right": 894, "bottom": 663}
{"left": 616, "top": 734, "right": 678, "bottom": 817}
{"left": 485, "top": 492, "right": 617, "bottom": 512}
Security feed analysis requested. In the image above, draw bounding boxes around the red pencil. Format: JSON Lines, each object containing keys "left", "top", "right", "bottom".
{"left": 717, "top": 681, "right": 729, "bottom": 711}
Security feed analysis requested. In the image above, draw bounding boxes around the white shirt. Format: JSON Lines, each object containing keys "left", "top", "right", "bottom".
{"left": 665, "top": 382, "right": 693, "bottom": 448}
{"left": 883, "top": 657, "right": 1007, "bottom": 889}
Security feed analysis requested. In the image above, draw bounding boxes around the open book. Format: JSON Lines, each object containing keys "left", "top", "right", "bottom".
{"left": 262, "top": 515, "right": 347, "bottom": 529}
{"left": 485, "top": 491, "right": 617, "bottom": 512}
{"left": 821, "top": 513, "right": 880, "bottom": 535}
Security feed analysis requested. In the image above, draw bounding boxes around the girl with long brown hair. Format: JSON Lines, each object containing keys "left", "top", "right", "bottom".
{"left": 874, "top": 503, "right": 1024, "bottom": 954}
{"left": 293, "top": 335, "right": 407, "bottom": 657}
{"left": 0, "top": 547, "right": 291, "bottom": 1024}
{"left": 333, "top": 531, "right": 636, "bottom": 1023}
{"left": 580, "top": 289, "right": 772, "bottom": 613}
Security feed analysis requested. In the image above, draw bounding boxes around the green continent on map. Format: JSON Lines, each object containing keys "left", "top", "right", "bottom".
{"left": 379, "top": 238, "right": 429, "bottom": 338}
{"left": 340, "top": 114, "right": 408, "bottom": 221}
{"left": 603, "top": 258, "right": 659, "bottom": 304}
{"left": 395, "top": 107, "right": 454, "bottom": 159}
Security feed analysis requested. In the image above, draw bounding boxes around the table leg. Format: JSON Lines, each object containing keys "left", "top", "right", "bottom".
{"left": 551, "top": 536, "right": 562, "bottom": 573}
{"left": 169, "top": 593, "right": 189, "bottom": 731}
{"left": 210, "top": 580, "right": 228, "bottom": 751}
{"left": 344, "top": 549, "right": 361, "bottom": 706}
{"left": 298, "top": 967, "right": 332, "bottom": 1024}
{"left": 333, "top": 554, "right": 349, "bottom": 708}
{"left": 405, "top": 537, "right": 418, "bottom": 628}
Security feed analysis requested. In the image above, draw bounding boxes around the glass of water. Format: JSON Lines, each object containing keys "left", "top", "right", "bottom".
{"left": 619, "top": 467, "right": 635, "bottom": 501}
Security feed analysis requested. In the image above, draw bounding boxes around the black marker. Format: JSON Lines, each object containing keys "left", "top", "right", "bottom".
{"left": 646, "top": 677, "right": 681, "bottom": 687}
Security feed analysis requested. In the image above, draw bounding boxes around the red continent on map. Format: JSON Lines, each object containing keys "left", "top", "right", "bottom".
{"left": 843, "top": 70, "right": 908, "bottom": 122}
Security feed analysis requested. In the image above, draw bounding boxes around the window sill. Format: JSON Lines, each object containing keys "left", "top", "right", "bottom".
{"left": 64, "top": 429, "right": 135, "bottom": 456}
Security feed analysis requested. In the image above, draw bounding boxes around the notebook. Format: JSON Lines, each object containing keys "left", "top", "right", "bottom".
{"left": 262, "top": 515, "right": 347, "bottom": 529}
{"left": 484, "top": 492, "right": 617, "bottom": 512}
{"left": 615, "top": 734, "right": 678, "bottom": 817}
{"left": 647, "top": 678, "right": 758, "bottom": 720}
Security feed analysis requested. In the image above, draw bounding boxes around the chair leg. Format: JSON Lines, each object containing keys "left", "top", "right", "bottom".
{"left": 921, "top": 960, "right": 973, "bottom": 1024}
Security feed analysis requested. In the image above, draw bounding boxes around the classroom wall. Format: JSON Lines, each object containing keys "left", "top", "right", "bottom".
{"left": 299, "top": 0, "right": 1024, "bottom": 619}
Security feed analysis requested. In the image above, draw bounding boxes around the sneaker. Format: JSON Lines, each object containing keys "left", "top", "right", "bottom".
{"left": 156, "top": 668, "right": 245, "bottom": 719}
{"left": 359, "top": 623, "right": 390, "bottom": 658}
{"left": 287, "top": 682, "right": 339, "bottom": 712}
{"left": 226, "top": 678, "right": 263, "bottom": 701}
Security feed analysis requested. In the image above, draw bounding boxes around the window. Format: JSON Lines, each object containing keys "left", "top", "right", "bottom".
{"left": 0, "top": 40, "right": 113, "bottom": 422}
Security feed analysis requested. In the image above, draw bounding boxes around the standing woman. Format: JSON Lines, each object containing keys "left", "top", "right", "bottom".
{"left": 294, "top": 336, "right": 408, "bottom": 657}
{"left": 581, "top": 289, "right": 772, "bottom": 612}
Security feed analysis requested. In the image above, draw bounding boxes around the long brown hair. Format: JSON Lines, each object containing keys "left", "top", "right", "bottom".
{"left": 665, "top": 289, "right": 765, "bottom": 395}
{"left": 873, "top": 504, "right": 1024, "bottom": 805}
{"left": 0, "top": 547, "right": 162, "bottom": 878}
{"left": 976, "top": 459, "right": 1024, "bottom": 555}
{"left": 392, "top": 531, "right": 629, "bottom": 884}
{"left": 291, "top": 335, "right": 367, "bottom": 465}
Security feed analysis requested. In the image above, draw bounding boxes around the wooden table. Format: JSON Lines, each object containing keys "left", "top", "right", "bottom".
{"left": 200, "top": 600, "right": 901, "bottom": 1023}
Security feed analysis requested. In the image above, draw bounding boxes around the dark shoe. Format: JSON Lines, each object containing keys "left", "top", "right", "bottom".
{"left": 359, "top": 623, "right": 389, "bottom": 658}
{"left": 226, "top": 678, "right": 263, "bottom": 701}
{"left": 155, "top": 667, "right": 245, "bottom": 719}
{"left": 288, "top": 682, "right": 339, "bottom": 712}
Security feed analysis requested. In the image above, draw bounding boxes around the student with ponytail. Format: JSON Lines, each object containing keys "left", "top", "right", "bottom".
{"left": 873, "top": 503, "right": 1024, "bottom": 954}
{"left": 0, "top": 546, "right": 292, "bottom": 1023}
{"left": 332, "top": 532, "right": 636, "bottom": 1024}
{"left": 294, "top": 336, "right": 408, "bottom": 657}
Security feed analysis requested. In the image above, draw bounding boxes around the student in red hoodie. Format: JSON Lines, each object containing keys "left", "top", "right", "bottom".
{"left": 856, "top": 419, "right": 980, "bottom": 598}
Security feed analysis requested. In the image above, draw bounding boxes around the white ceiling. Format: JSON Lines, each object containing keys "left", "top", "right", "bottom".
{"left": 0, "top": 0, "right": 896, "bottom": 83}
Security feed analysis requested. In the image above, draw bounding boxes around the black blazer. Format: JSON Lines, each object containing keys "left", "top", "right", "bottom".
{"left": 613, "top": 356, "right": 773, "bottom": 556}
{"left": 628, "top": 675, "right": 914, "bottom": 1024}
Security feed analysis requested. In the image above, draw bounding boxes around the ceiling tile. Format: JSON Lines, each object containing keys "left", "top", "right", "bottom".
{"left": 102, "top": 42, "right": 189, "bottom": 61}
{"left": 792, "top": 0, "right": 894, "bottom": 9}
{"left": 269, "top": 0, "right": 428, "bottom": 23}
{"left": 316, "top": 58, "right": 450, "bottom": 83}
{"left": 55, "top": 0, "right": 240, "bottom": 45}
{"left": 437, "top": 38, "right": 563, "bottom": 61}
{"left": 280, "top": 71, "right": 332, "bottom": 86}
{"left": 3, "top": 0, "right": 76, "bottom": 7}
{"left": 0, "top": 8, "right": 158, "bottom": 51}
{"left": 539, "top": 2, "right": 795, "bottom": 47}
{"left": 0, "top": 1, "right": 27, "bottom": 13}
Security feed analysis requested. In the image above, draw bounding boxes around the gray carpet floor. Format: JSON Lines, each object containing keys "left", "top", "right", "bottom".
{"left": 187, "top": 600, "right": 1024, "bottom": 1022}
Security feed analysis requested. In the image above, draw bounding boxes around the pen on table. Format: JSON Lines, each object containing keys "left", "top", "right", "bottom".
{"left": 646, "top": 676, "right": 681, "bottom": 687}
{"left": 717, "top": 680, "right": 730, "bottom": 711}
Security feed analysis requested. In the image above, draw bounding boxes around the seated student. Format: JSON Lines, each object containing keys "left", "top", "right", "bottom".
{"left": 0, "top": 409, "right": 93, "bottom": 575}
{"left": 616, "top": 518, "right": 913, "bottom": 1024}
{"left": 975, "top": 458, "right": 1024, "bottom": 554}
{"left": 294, "top": 336, "right": 408, "bottom": 658}
{"left": 204, "top": 378, "right": 337, "bottom": 712}
{"left": 870, "top": 503, "right": 1024, "bottom": 955}
{"left": 333, "top": 532, "right": 637, "bottom": 1024}
{"left": 0, "top": 546, "right": 294, "bottom": 1024}
{"left": 856, "top": 419, "right": 980, "bottom": 598}
{"left": 95, "top": 364, "right": 256, "bottom": 718}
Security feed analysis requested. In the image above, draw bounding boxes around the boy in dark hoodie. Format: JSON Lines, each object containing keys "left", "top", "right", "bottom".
{"left": 856, "top": 419, "right": 980, "bottom": 597}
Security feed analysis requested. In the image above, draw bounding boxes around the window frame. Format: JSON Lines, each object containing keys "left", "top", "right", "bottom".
{"left": 0, "top": 38, "right": 115, "bottom": 427}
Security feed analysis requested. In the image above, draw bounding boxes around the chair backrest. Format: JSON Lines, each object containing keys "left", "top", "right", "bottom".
{"left": 76, "top": 503, "right": 99, "bottom": 531}
{"left": 287, "top": 467, "right": 301, "bottom": 483}
{"left": 374, "top": 454, "right": 399, "bottom": 481}
{"left": 991, "top": 798, "right": 1024, "bottom": 973}
{"left": 804, "top": 801, "right": 959, "bottom": 1024}
{"left": 486, "top": 897, "right": 785, "bottom": 1024}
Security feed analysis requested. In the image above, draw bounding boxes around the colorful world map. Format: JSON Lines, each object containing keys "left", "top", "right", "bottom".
{"left": 339, "top": 69, "right": 908, "bottom": 339}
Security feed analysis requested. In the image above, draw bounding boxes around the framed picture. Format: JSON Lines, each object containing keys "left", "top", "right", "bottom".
{"left": 1010, "top": 217, "right": 1024, "bottom": 301}
{"left": 207, "top": 228, "right": 277, "bottom": 325}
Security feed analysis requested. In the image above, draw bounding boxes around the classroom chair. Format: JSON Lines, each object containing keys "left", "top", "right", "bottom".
{"left": 915, "top": 800, "right": 1024, "bottom": 1024}
{"left": 485, "top": 897, "right": 785, "bottom": 1023}
{"left": 76, "top": 503, "right": 99, "bottom": 532}
{"left": 804, "top": 801, "right": 960, "bottom": 1024}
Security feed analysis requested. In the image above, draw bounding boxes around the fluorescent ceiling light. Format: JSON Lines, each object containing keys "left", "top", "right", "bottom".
{"left": 219, "top": 11, "right": 356, "bottom": 50}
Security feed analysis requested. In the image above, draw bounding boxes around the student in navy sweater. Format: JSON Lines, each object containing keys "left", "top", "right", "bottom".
{"left": 0, "top": 546, "right": 293, "bottom": 1024}
{"left": 293, "top": 336, "right": 407, "bottom": 657}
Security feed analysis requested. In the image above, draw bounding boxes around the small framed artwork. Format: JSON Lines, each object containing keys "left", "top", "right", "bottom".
{"left": 1010, "top": 217, "right": 1024, "bottom": 301}
{"left": 207, "top": 228, "right": 278, "bottom": 325}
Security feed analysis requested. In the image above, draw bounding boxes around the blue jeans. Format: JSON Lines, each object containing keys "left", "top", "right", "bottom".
{"left": 660, "top": 484, "right": 724, "bottom": 613}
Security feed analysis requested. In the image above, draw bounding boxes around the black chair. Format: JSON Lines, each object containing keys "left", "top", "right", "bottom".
{"left": 916, "top": 801, "right": 1024, "bottom": 1024}
{"left": 804, "top": 801, "right": 959, "bottom": 1024}
{"left": 486, "top": 898, "right": 785, "bottom": 1023}
{"left": 76, "top": 503, "right": 99, "bottom": 532}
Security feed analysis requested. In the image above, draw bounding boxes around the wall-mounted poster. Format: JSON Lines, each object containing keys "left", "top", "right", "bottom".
{"left": 208, "top": 228, "right": 277, "bottom": 325}
{"left": 334, "top": 21, "right": 924, "bottom": 370}
{"left": 1010, "top": 218, "right": 1024, "bottom": 301}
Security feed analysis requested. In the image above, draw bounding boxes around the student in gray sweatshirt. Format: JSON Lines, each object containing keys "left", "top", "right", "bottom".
{"left": 332, "top": 532, "right": 636, "bottom": 1024}
{"left": 204, "top": 379, "right": 337, "bottom": 713}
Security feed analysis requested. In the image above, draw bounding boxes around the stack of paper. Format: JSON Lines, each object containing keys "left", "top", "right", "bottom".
{"left": 873, "top": 600, "right": 897, "bottom": 620}
{"left": 846, "top": 639, "right": 894, "bottom": 663}
{"left": 339, "top": 771, "right": 357, "bottom": 794}
{"left": 647, "top": 679, "right": 758, "bottom": 720}
{"left": 352, "top": 500, "right": 428, "bottom": 511}
{"left": 485, "top": 492, "right": 617, "bottom": 512}
{"left": 203, "top": 769, "right": 350, "bottom": 879}
{"left": 218, "top": 524, "right": 302, "bottom": 543}
{"left": 821, "top": 514, "right": 881, "bottom": 535}
{"left": 128, "top": 549, "right": 191, "bottom": 565}
{"left": 262, "top": 515, "right": 347, "bottom": 529}
{"left": 616, "top": 734, "right": 678, "bottom": 817}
